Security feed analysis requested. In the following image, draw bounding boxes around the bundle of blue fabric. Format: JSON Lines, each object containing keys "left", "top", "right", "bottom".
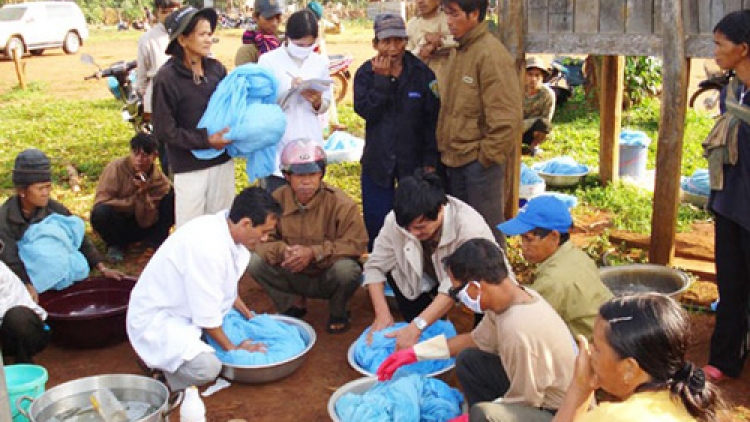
{"left": 619, "top": 129, "right": 652, "bottom": 147}
{"left": 335, "top": 374, "right": 463, "bottom": 421}
{"left": 353, "top": 321, "right": 456, "bottom": 376}
{"left": 520, "top": 163, "right": 544, "bottom": 185}
{"left": 533, "top": 156, "right": 589, "bottom": 175}
{"left": 681, "top": 169, "right": 710, "bottom": 196}
{"left": 18, "top": 214, "right": 89, "bottom": 293}
{"left": 207, "top": 311, "right": 306, "bottom": 365}
{"left": 195, "top": 64, "right": 287, "bottom": 182}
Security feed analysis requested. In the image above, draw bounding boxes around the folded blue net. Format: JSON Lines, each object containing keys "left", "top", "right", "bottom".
{"left": 520, "top": 163, "right": 544, "bottom": 185}
{"left": 353, "top": 321, "right": 456, "bottom": 376}
{"left": 533, "top": 156, "right": 589, "bottom": 175}
{"left": 207, "top": 311, "right": 306, "bottom": 365}
{"left": 681, "top": 169, "right": 710, "bottom": 196}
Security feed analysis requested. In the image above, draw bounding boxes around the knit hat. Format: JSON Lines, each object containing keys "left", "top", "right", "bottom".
{"left": 13, "top": 148, "right": 52, "bottom": 187}
{"left": 374, "top": 14, "right": 407, "bottom": 40}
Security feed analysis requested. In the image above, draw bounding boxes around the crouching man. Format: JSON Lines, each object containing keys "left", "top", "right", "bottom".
{"left": 248, "top": 139, "right": 368, "bottom": 334}
{"left": 378, "top": 239, "right": 574, "bottom": 421}
{"left": 126, "top": 187, "right": 280, "bottom": 391}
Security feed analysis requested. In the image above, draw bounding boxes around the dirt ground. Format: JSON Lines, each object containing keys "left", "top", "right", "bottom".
{"left": 2, "top": 30, "right": 750, "bottom": 421}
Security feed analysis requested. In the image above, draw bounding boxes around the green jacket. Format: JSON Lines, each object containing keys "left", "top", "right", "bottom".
{"left": 436, "top": 21, "right": 522, "bottom": 168}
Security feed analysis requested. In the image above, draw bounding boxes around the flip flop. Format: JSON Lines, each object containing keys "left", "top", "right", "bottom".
{"left": 282, "top": 306, "right": 308, "bottom": 319}
{"left": 327, "top": 313, "right": 351, "bottom": 334}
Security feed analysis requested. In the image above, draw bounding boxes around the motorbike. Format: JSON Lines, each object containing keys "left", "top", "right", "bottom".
{"left": 81, "top": 53, "right": 150, "bottom": 134}
{"left": 689, "top": 65, "right": 732, "bottom": 112}
{"left": 329, "top": 54, "right": 353, "bottom": 103}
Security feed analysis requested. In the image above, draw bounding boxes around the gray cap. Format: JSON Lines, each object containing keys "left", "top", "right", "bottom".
{"left": 13, "top": 148, "right": 51, "bottom": 187}
{"left": 165, "top": 6, "right": 217, "bottom": 55}
{"left": 255, "top": 0, "right": 283, "bottom": 19}
{"left": 374, "top": 14, "right": 407, "bottom": 40}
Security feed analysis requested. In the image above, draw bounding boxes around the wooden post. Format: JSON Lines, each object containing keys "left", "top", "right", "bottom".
{"left": 599, "top": 55, "right": 624, "bottom": 185}
{"left": 504, "top": 0, "right": 524, "bottom": 219}
{"left": 650, "top": 0, "right": 689, "bottom": 265}
{"left": 12, "top": 47, "right": 26, "bottom": 90}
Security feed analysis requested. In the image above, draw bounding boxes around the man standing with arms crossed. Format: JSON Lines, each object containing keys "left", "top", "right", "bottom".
{"left": 136, "top": 0, "right": 181, "bottom": 174}
{"left": 437, "top": 0, "right": 522, "bottom": 248}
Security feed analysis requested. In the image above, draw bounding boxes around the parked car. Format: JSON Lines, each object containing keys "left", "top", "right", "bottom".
{"left": 0, "top": 1, "right": 89, "bottom": 58}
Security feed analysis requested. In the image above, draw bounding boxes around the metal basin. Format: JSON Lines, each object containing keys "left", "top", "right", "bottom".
{"left": 537, "top": 170, "right": 589, "bottom": 188}
{"left": 220, "top": 315, "right": 316, "bottom": 384}
{"left": 39, "top": 277, "right": 137, "bottom": 349}
{"left": 346, "top": 342, "right": 454, "bottom": 380}
{"left": 18, "top": 374, "right": 172, "bottom": 422}
{"left": 599, "top": 264, "right": 691, "bottom": 297}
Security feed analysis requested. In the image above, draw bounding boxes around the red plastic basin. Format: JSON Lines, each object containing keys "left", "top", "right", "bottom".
{"left": 39, "top": 276, "right": 137, "bottom": 349}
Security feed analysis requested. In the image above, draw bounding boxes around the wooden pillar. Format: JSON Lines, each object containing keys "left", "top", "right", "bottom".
{"left": 650, "top": 0, "right": 690, "bottom": 265}
{"left": 599, "top": 56, "right": 624, "bottom": 185}
{"left": 504, "top": 0, "right": 524, "bottom": 219}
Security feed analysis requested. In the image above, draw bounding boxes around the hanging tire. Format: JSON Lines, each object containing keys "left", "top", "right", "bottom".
{"left": 332, "top": 72, "right": 348, "bottom": 103}
{"left": 689, "top": 87, "right": 721, "bottom": 111}
{"left": 4, "top": 36, "right": 25, "bottom": 59}
{"left": 62, "top": 31, "right": 81, "bottom": 54}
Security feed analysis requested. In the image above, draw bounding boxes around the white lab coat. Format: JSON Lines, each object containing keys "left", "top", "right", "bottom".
{"left": 126, "top": 211, "right": 250, "bottom": 373}
{"left": 258, "top": 44, "right": 331, "bottom": 177}
{"left": 0, "top": 260, "right": 46, "bottom": 325}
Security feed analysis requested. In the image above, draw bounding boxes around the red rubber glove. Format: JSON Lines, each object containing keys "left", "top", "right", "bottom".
{"left": 376, "top": 347, "right": 417, "bottom": 381}
{"left": 448, "top": 414, "right": 468, "bottom": 422}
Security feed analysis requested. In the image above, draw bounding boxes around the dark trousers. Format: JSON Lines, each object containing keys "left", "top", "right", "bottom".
{"left": 1, "top": 306, "right": 50, "bottom": 364}
{"left": 361, "top": 172, "right": 395, "bottom": 252}
{"left": 456, "top": 348, "right": 510, "bottom": 407}
{"left": 387, "top": 273, "right": 436, "bottom": 322}
{"left": 522, "top": 119, "right": 551, "bottom": 146}
{"left": 446, "top": 160, "right": 506, "bottom": 249}
{"left": 709, "top": 213, "right": 750, "bottom": 377}
{"left": 90, "top": 190, "right": 175, "bottom": 249}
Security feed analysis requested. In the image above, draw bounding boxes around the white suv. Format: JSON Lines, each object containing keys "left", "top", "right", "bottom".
{"left": 0, "top": 1, "right": 89, "bottom": 58}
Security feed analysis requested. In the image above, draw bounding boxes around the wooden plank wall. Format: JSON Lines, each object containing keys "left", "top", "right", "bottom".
{"left": 508, "top": 0, "right": 748, "bottom": 58}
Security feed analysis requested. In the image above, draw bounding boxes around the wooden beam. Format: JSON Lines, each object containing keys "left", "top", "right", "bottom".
{"left": 525, "top": 33, "right": 661, "bottom": 56}
{"left": 599, "top": 55, "right": 624, "bottom": 186}
{"left": 650, "top": 0, "right": 690, "bottom": 265}
{"left": 505, "top": 0, "right": 525, "bottom": 219}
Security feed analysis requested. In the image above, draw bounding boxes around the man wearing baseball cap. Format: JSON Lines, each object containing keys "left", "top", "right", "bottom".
{"left": 497, "top": 195, "right": 612, "bottom": 339}
{"left": 235, "top": 0, "right": 284, "bottom": 66}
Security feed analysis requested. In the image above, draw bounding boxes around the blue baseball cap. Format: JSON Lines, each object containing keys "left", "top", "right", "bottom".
{"left": 496, "top": 195, "right": 572, "bottom": 235}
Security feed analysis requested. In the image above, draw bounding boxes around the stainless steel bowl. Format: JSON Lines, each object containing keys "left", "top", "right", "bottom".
{"left": 220, "top": 315, "right": 317, "bottom": 384}
{"left": 346, "top": 341, "right": 454, "bottom": 380}
{"left": 537, "top": 170, "right": 589, "bottom": 188}
{"left": 681, "top": 190, "right": 708, "bottom": 209}
{"left": 599, "top": 264, "right": 691, "bottom": 297}
{"left": 328, "top": 377, "right": 378, "bottom": 422}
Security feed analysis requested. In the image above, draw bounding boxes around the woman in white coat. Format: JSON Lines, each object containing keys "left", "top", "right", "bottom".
{"left": 258, "top": 9, "right": 331, "bottom": 193}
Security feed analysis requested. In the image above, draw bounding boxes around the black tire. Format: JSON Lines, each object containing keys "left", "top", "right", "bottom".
{"left": 4, "top": 36, "right": 25, "bottom": 59}
{"left": 332, "top": 73, "right": 348, "bottom": 103}
{"left": 30, "top": 49, "right": 44, "bottom": 56}
{"left": 62, "top": 31, "right": 81, "bottom": 54}
{"left": 689, "top": 87, "right": 721, "bottom": 111}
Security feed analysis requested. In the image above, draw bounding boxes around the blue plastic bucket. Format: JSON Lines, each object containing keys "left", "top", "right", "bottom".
{"left": 619, "top": 130, "right": 651, "bottom": 180}
{"left": 5, "top": 364, "right": 48, "bottom": 422}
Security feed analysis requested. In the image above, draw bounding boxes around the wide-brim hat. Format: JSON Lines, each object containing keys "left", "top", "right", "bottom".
{"left": 525, "top": 56, "right": 550, "bottom": 78}
{"left": 165, "top": 6, "right": 218, "bottom": 55}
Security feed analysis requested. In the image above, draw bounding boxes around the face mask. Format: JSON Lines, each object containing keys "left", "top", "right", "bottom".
{"left": 457, "top": 281, "right": 483, "bottom": 314}
{"left": 287, "top": 42, "right": 314, "bottom": 60}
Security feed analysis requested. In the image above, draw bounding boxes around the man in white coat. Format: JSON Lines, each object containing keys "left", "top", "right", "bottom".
{"left": 126, "top": 187, "right": 281, "bottom": 391}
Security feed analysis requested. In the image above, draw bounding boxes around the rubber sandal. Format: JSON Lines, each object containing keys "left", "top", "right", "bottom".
{"left": 702, "top": 365, "right": 725, "bottom": 383}
{"left": 282, "top": 306, "right": 308, "bottom": 319}
{"left": 327, "top": 314, "right": 351, "bottom": 334}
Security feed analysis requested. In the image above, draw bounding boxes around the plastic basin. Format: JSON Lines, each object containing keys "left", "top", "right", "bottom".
{"left": 5, "top": 364, "right": 48, "bottom": 422}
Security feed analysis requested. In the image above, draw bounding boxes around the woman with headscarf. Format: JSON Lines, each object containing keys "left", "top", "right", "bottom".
{"left": 0, "top": 149, "right": 124, "bottom": 302}
{"left": 152, "top": 6, "right": 234, "bottom": 228}
{"left": 702, "top": 9, "right": 750, "bottom": 383}
{"left": 552, "top": 293, "right": 724, "bottom": 422}
{"left": 258, "top": 9, "right": 332, "bottom": 193}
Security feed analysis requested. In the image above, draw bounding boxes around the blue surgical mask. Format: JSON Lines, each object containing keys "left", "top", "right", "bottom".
{"left": 457, "top": 281, "right": 483, "bottom": 314}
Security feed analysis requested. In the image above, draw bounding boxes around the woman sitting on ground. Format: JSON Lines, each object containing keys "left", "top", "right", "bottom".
{"left": 553, "top": 293, "right": 724, "bottom": 422}
{"left": 0, "top": 149, "right": 125, "bottom": 302}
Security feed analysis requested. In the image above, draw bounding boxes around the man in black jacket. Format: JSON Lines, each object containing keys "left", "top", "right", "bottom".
{"left": 354, "top": 13, "right": 440, "bottom": 251}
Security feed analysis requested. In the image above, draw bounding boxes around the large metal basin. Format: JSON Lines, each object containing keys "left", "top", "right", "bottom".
{"left": 328, "top": 377, "right": 377, "bottom": 422}
{"left": 220, "top": 315, "right": 316, "bottom": 384}
{"left": 18, "top": 374, "right": 172, "bottom": 422}
{"left": 599, "top": 264, "right": 691, "bottom": 297}
{"left": 346, "top": 342, "right": 454, "bottom": 381}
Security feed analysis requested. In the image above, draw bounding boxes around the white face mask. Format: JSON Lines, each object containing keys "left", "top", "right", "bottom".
{"left": 287, "top": 42, "right": 314, "bottom": 60}
{"left": 457, "top": 281, "right": 483, "bottom": 314}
